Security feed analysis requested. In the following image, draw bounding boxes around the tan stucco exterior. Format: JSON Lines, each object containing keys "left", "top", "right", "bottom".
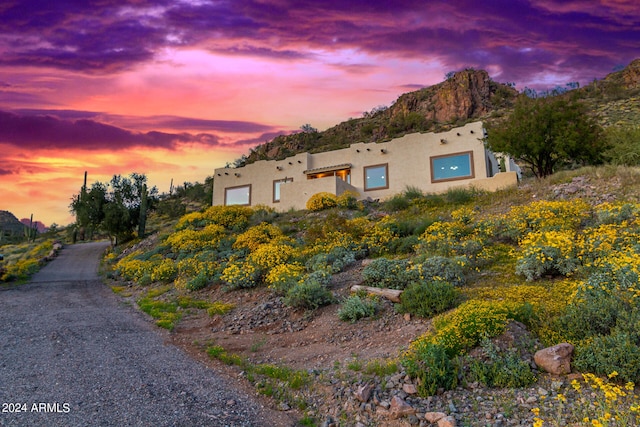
{"left": 212, "top": 121, "right": 518, "bottom": 210}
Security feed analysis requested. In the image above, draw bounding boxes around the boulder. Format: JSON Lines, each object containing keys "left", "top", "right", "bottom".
{"left": 354, "top": 383, "right": 374, "bottom": 403}
{"left": 534, "top": 343, "right": 574, "bottom": 375}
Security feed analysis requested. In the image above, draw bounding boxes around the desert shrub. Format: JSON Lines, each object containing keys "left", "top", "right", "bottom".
{"left": 361, "top": 258, "right": 413, "bottom": 290}
{"left": 425, "top": 300, "right": 533, "bottom": 356}
{"left": 184, "top": 271, "right": 209, "bottom": 291}
{"left": 465, "top": 339, "right": 536, "bottom": 388}
{"left": 165, "top": 224, "right": 226, "bottom": 253}
{"left": 265, "top": 263, "right": 306, "bottom": 294}
{"left": 499, "top": 199, "right": 592, "bottom": 242}
{"left": 594, "top": 202, "right": 640, "bottom": 225}
{"left": 284, "top": 281, "right": 334, "bottom": 310}
{"left": 233, "top": 222, "right": 284, "bottom": 252}
{"left": 220, "top": 259, "right": 261, "bottom": 290}
{"left": 515, "top": 230, "right": 580, "bottom": 281}
{"left": 556, "top": 265, "right": 638, "bottom": 342}
{"left": 384, "top": 194, "right": 410, "bottom": 212}
{"left": 306, "top": 192, "right": 338, "bottom": 211}
{"left": 397, "top": 280, "right": 459, "bottom": 318}
{"left": 174, "top": 205, "right": 253, "bottom": 231}
{"left": 362, "top": 222, "right": 397, "bottom": 256}
{"left": 150, "top": 258, "right": 177, "bottom": 283}
{"left": 385, "top": 217, "right": 435, "bottom": 238}
{"left": 247, "top": 243, "right": 297, "bottom": 272}
{"left": 444, "top": 187, "right": 479, "bottom": 204}
{"left": 338, "top": 294, "right": 378, "bottom": 323}
{"left": 1, "top": 259, "right": 39, "bottom": 281}
{"left": 417, "top": 217, "right": 487, "bottom": 264}
{"left": 115, "top": 257, "right": 155, "bottom": 282}
{"left": 388, "top": 235, "right": 420, "bottom": 254}
{"left": 336, "top": 190, "right": 360, "bottom": 209}
{"left": 573, "top": 330, "right": 640, "bottom": 383}
{"left": 401, "top": 342, "right": 459, "bottom": 396}
{"left": 409, "top": 256, "right": 467, "bottom": 287}
{"left": 305, "top": 246, "right": 356, "bottom": 274}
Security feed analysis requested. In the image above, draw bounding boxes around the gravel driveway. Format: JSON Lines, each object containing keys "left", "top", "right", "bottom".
{"left": 0, "top": 241, "right": 295, "bottom": 427}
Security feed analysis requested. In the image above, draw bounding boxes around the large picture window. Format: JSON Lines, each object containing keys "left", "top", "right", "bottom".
{"left": 273, "top": 178, "right": 293, "bottom": 203}
{"left": 225, "top": 185, "right": 251, "bottom": 206}
{"left": 430, "top": 151, "right": 474, "bottom": 182}
{"left": 364, "top": 163, "right": 389, "bottom": 190}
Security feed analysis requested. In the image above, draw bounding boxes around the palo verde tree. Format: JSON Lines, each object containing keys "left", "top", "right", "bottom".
{"left": 70, "top": 173, "right": 158, "bottom": 245}
{"left": 486, "top": 96, "right": 607, "bottom": 178}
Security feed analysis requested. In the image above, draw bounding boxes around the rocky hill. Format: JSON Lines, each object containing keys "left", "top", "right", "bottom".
{"left": 0, "top": 210, "right": 27, "bottom": 243}
{"left": 239, "top": 59, "right": 640, "bottom": 166}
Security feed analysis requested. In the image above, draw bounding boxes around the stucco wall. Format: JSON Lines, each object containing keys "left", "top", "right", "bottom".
{"left": 212, "top": 121, "right": 517, "bottom": 210}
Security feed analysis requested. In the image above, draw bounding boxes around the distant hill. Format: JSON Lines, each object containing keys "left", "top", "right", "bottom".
{"left": 20, "top": 218, "right": 48, "bottom": 233}
{"left": 0, "top": 210, "right": 27, "bottom": 242}
{"left": 238, "top": 59, "right": 640, "bottom": 166}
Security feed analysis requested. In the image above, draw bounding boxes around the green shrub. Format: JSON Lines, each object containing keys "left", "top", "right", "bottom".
{"left": 401, "top": 342, "right": 459, "bottom": 396}
{"left": 397, "top": 280, "right": 459, "bottom": 318}
{"left": 465, "top": 339, "right": 536, "bottom": 388}
{"left": 361, "top": 257, "right": 414, "bottom": 290}
{"left": 284, "top": 281, "right": 334, "bottom": 310}
{"left": 338, "top": 295, "right": 378, "bottom": 323}
{"left": 573, "top": 330, "right": 640, "bottom": 383}
{"left": 305, "top": 246, "right": 356, "bottom": 274}
{"left": 410, "top": 256, "right": 466, "bottom": 287}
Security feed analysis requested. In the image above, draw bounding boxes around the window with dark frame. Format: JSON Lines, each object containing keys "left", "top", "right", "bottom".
{"left": 364, "top": 163, "right": 389, "bottom": 191}
{"left": 225, "top": 184, "right": 251, "bottom": 206}
{"left": 430, "top": 151, "right": 475, "bottom": 182}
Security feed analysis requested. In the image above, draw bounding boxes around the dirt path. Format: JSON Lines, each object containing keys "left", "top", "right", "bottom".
{"left": 0, "top": 241, "right": 296, "bottom": 427}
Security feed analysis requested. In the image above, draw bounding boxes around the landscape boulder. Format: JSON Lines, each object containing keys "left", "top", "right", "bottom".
{"left": 534, "top": 343, "right": 574, "bottom": 375}
{"left": 389, "top": 396, "right": 416, "bottom": 419}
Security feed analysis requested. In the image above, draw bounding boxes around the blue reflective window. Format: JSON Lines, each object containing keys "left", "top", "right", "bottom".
{"left": 431, "top": 152, "right": 474, "bottom": 181}
{"left": 364, "top": 164, "right": 388, "bottom": 190}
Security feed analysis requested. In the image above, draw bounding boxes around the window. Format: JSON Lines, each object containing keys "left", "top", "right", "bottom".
{"left": 225, "top": 185, "right": 251, "bottom": 206}
{"left": 364, "top": 163, "right": 389, "bottom": 190}
{"left": 430, "top": 151, "right": 474, "bottom": 182}
{"left": 273, "top": 178, "right": 293, "bottom": 203}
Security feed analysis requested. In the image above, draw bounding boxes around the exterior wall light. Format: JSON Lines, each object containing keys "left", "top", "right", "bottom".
{"left": 276, "top": 166, "right": 283, "bottom": 170}
{"left": 440, "top": 138, "right": 447, "bottom": 144}
{"left": 380, "top": 149, "right": 386, "bottom": 153}
{"left": 234, "top": 172, "right": 240, "bottom": 177}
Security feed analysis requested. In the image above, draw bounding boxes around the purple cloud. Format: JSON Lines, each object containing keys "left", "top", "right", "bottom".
{"left": 0, "top": 110, "right": 223, "bottom": 150}
{"left": 0, "top": 0, "right": 638, "bottom": 86}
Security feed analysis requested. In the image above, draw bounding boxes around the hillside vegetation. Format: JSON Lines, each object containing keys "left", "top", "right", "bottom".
{"left": 106, "top": 165, "right": 640, "bottom": 426}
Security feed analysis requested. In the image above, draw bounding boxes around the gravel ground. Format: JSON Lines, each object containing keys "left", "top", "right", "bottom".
{"left": 0, "top": 241, "right": 296, "bottom": 427}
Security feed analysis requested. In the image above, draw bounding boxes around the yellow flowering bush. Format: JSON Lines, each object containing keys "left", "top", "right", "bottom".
{"left": 247, "top": 243, "right": 297, "bottom": 271}
{"left": 175, "top": 205, "right": 253, "bottom": 231}
{"left": 233, "top": 222, "right": 284, "bottom": 252}
{"left": 515, "top": 230, "right": 579, "bottom": 281}
{"left": 220, "top": 258, "right": 261, "bottom": 289}
{"left": 306, "top": 192, "right": 338, "bottom": 211}
{"left": 265, "top": 263, "right": 306, "bottom": 294}
{"left": 150, "top": 258, "right": 177, "bottom": 283}
{"left": 407, "top": 299, "right": 531, "bottom": 358}
{"left": 504, "top": 199, "right": 592, "bottom": 238}
{"left": 164, "top": 224, "right": 226, "bottom": 253}
{"left": 1, "top": 258, "right": 40, "bottom": 281}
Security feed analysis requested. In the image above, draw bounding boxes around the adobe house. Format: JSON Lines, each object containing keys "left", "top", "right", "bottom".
{"left": 212, "top": 121, "right": 519, "bottom": 210}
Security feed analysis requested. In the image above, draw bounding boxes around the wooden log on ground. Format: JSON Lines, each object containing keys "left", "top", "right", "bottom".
{"left": 350, "top": 285, "right": 402, "bottom": 303}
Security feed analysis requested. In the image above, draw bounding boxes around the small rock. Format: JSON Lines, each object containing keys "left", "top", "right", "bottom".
{"left": 355, "top": 383, "right": 374, "bottom": 402}
{"left": 389, "top": 396, "right": 416, "bottom": 419}
{"left": 403, "top": 383, "right": 418, "bottom": 395}
{"left": 424, "top": 412, "right": 446, "bottom": 423}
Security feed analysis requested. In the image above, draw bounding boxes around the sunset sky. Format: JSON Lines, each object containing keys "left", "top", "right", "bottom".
{"left": 1, "top": 1, "right": 639, "bottom": 227}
